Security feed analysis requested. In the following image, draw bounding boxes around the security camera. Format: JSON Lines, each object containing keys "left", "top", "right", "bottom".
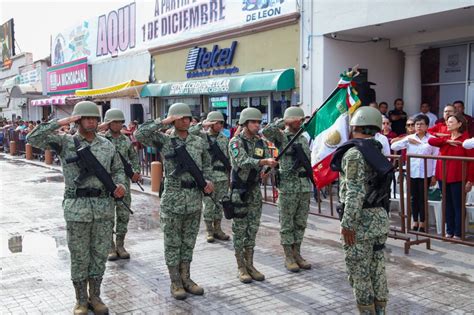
{"left": 302, "top": 63, "right": 308, "bottom": 69}
{"left": 331, "top": 33, "right": 337, "bottom": 39}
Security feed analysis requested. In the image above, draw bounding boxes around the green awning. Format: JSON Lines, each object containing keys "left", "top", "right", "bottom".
{"left": 141, "top": 68, "right": 295, "bottom": 97}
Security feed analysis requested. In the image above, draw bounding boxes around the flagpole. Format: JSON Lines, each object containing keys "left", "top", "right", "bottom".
{"left": 270, "top": 66, "right": 360, "bottom": 164}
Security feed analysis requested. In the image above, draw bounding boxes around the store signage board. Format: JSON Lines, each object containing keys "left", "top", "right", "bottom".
{"left": 169, "top": 78, "right": 231, "bottom": 95}
{"left": 50, "top": 0, "right": 297, "bottom": 65}
{"left": 185, "top": 41, "right": 239, "bottom": 78}
{"left": 47, "top": 57, "right": 90, "bottom": 95}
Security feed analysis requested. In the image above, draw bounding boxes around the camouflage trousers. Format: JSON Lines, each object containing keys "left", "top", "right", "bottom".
{"left": 278, "top": 192, "right": 311, "bottom": 245}
{"left": 161, "top": 211, "right": 201, "bottom": 266}
{"left": 343, "top": 235, "right": 389, "bottom": 305}
{"left": 114, "top": 192, "right": 131, "bottom": 237}
{"left": 203, "top": 180, "right": 228, "bottom": 221}
{"left": 232, "top": 188, "right": 262, "bottom": 251}
{"left": 66, "top": 220, "right": 114, "bottom": 281}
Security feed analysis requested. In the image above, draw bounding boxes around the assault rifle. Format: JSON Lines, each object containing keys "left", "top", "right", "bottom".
{"left": 165, "top": 141, "right": 218, "bottom": 205}
{"left": 118, "top": 152, "right": 144, "bottom": 191}
{"left": 66, "top": 138, "right": 133, "bottom": 214}
{"left": 208, "top": 140, "right": 231, "bottom": 172}
{"left": 290, "top": 143, "right": 316, "bottom": 188}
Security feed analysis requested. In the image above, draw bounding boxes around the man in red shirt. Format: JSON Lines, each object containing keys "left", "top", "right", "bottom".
{"left": 453, "top": 100, "right": 474, "bottom": 137}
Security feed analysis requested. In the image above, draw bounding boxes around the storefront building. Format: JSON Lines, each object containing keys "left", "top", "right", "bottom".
{"left": 31, "top": 57, "right": 92, "bottom": 120}
{"left": 301, "top": 1, "right": 474, "bottom": 117}
{"left": 143, "top": 24, "right": 299, "bottom": 125}
{"left": 0, "top": 53, "right": 34, "bottom": 120}
{"left": 139, "top": 1, "right": 300, "bottom": 125}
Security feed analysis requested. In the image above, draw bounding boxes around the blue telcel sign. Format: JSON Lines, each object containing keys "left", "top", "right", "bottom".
{"left": 185, "top": 41, "right": 239, "bottom": 78}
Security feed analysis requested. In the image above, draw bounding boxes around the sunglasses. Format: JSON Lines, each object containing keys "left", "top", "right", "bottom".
{"left": 406, "top": 123, "right": 415, "bottom": 127}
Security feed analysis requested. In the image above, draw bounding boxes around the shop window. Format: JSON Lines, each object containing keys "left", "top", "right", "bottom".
{"left": 271, "top": 93, "right": 289, "bottom": 121}
{"left": 250, "top": 96, "right": 269, "bottom": 123}
{"left": 163, "top": 97, "right": 201, "bottom": 118}
{"left": 131, "top": 103, "right": 144, "bottom": 124}
{"left": 230, "top": 97, "right": 249, "bottom": 127}
{"left": 210, "top": 96, "right": 229, "bottom": 118}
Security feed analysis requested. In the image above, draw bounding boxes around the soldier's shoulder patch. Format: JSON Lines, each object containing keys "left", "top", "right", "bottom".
{"left": 232, "top": 147, "right": 239, "bottom": 157}
{"left": 231, "top": 141, "right": 238, "bottom": 149}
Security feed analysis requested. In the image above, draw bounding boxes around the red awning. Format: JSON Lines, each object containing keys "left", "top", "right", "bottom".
{"left": 31, "top": 95, "right": 74, "bottom": 106}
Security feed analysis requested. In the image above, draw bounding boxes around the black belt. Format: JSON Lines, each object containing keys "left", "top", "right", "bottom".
{"left": 75, "top": 188, "right": 106, "bottom": 198}
{"left": 181, "top": 181, "right": 197, "bottom": 189}
{"left": 213, "top": 166, "right": 227, "bottom": 172}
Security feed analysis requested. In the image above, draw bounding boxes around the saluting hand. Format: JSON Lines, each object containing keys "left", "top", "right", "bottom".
{"left": 114, "top": 184, "right": 126, "bottom": 198}
{"left": 58, "top": 115, "right": 81, "bottom": 126}
{"left": 202, "top": 120, "right": 217, "bottom": 128}
{"left": 162, "top": 115, "right": 183, "bottom": 125}
{"left": 97, "top": 121, "right": 110, "bottom": 132}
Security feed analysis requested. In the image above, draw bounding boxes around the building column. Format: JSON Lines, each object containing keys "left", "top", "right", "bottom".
{"left": 400, "top": 45, "right": 426, "bottom": 116}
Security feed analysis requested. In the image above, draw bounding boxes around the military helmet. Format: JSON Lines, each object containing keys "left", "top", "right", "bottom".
{"left": 239, "top": 107, "right": 262, "bottom": 125}
{"left": 206, "top": 111, "right": 224, "bottom": 122}
{"left": 283, "top": 107, "right": 305, "bottom": 120}
{"left": 72, "top": 101, "right": 101, "bottom": 117}
{"left": 104, "top": 108, "right": 125, "bottom": 122}
{"left": 350, "top": 106, "right": 382, "bottom": 130}
{"left": 167, "top": 102, "right": 192, "bottom": 118}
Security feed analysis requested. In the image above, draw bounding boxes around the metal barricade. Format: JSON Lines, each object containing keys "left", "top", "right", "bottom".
{"left": 405, "top": 154, "right": 474, "bottom": 246}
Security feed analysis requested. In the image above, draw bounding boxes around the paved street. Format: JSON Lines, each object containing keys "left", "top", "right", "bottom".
{"left": 1, "top": 154, "right": 474, "bottom": 314}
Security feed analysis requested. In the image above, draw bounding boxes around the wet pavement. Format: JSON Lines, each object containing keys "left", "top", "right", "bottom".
{"left": 1, "top": 154, "right": 474, "bottom": 314}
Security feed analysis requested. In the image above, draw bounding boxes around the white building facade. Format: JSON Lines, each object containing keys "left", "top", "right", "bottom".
{"left": 300, "top": 0, "right": 474, "bottom": 117}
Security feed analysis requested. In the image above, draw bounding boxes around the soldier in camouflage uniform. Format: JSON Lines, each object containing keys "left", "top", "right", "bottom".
{"left": 229, "top": 108, "right": 278, "bottom": 283}
{"left": 27, "top": 101, "right": 126, "bottom": 315}
{"left": 332, "top": 106, "right": 390, "bottom": 314}
{"left": 262, "top": 107, "right": 312, "bottom": 273}
{"left": 134, "top": 103, "right": 214, "bottom": 300}
{"left": 189, "top": 111, "right": 230, "bottom": 243}
{"left": 100, "top": 109, "right": 141, "bottom": 261}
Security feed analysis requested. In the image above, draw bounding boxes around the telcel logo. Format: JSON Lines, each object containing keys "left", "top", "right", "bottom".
{"left": 185, "top": 41, "right": 237, "bottom": 71}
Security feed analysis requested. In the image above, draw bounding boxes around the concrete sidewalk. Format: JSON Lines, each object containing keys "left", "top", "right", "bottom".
{"left": 1, "top": 153, "right": 474, "bottom": 314}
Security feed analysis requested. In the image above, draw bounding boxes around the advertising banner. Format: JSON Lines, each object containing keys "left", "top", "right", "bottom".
{"left": 51, "top": 0, "right": 297, "bottom": 65}
{"left": 47, "top": 57, "right": 90, "bottom": 95}
{"left": 1, "top": 19, "right": 16, "bottom": 69}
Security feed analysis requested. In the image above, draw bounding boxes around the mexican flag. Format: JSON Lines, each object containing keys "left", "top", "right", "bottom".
{"left": 304, "top": 73, "right": 361, "bottom": 188}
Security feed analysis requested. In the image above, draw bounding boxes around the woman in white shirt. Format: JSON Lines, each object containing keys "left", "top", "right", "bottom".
{"left": 391, "top": 114, "right": 439, "bottom": 232}
{"left": 463, "top": 137, "right": 474, "bottom": 149}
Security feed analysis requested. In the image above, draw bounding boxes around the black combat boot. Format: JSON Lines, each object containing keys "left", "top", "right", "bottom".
{"left": 72, "top": 280, "right": 88, "bottom": 315}
{"left": 88, "top": 277, "right": 109, "bottom": 315}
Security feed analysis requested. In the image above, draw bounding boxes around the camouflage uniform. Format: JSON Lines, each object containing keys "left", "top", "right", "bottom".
{"left": 229, "top": 132, "right": 270, "bottom": 250}
{"left": 134, "top": 119, "right": 212, "bottom": 266}
{"left": 104, "top": 131, "right": 140, "bottom": 238}
{"left": 339, "top": 147, "right": 390, "bottom": 309}
{"left": 189, "top": 123, "right": 230, "bottom": 228}
{"left": 27, "top": 121, "right": 126, "bottom": 281}
{"left": 263, "top": 119, "right": 311, "bottom": 244}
